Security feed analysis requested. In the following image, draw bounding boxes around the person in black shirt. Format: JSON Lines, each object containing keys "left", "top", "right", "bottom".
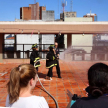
{"left": 46, "top": 45, "right": 57, "bottom": 80}
{"left": 67, "top": 63, "right": 108, "bottom": 108}
{"left": 54, "top": 42, "right": 61, "bottom": 78}
{"left": 30, "top": 44, "right": 40, "bottom": 72}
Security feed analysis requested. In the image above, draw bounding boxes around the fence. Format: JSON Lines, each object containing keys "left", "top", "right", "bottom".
{"left": 63, "top": 45, "right": 108, "bottom": 61}
{"left": 3, "top": 44, "right": 64, "bottom": 59}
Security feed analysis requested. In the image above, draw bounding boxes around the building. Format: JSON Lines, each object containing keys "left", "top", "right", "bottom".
{"left": 41, "top": 11, "right": 54, "bottom": 21}
{"left": 83, "top": 13, "right": 97, "bottom": 21}
{"left": 29, "top": 3, "right": 39, "bottom": 20}
{"left": 20, "top": 3, "right": 54, "bottom": 21}
{"left": 64, "top": 17, "right": 93, "bottom": 54}
{"left": 39, "top": 6, "right": 46, "bottom": 19}
{"left": 20, "top": 3, "right": 39, "bottom": 20}
{"left": 20, "top": 7, "right": 31, "bottom": 20}
{"left": 60, "top": 12, "right": 77, "bottom": 21}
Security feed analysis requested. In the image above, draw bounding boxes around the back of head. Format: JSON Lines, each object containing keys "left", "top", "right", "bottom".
{"left": 7, "top": 64, "right": 37, "bottom": 104}
{"left": 49, "top": 45, "right": 54, "bottom": 52}
{"left": 32, "top": 44, "right": 38, "bottom": 51}
{"left": 88, "top": 63, "right": 108, "bottom": 98}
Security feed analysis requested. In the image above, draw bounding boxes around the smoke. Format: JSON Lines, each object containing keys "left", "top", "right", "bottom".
{"left": 59, "top": 46, "right": 74, "bottom": 62}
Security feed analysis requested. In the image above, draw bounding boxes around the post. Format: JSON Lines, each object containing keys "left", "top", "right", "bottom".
{"left": 67, "top": 33, "right": 72, "bottom": 48}
{"left": 0, "top": 33, "right": 4, "bottom": 63}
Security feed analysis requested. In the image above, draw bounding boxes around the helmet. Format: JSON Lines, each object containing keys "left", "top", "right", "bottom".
{"left": 32, "top": 44, "right": 38, "bottom": 49}
{"left": 49, "top": 44, "right": 55, "bottom": 49}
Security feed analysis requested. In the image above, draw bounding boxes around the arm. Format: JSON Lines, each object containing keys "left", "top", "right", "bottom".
{"left": 30, "top": 52, "right": 35, "bottom": 62}
{"left": 66, "top": 89, "right": 74, "bottom": 108}
{"left": 46, "top": 53, "right": 54, "bottom": 61}
{"left": 66, "top": 100, "right": 72, "bottom": 108}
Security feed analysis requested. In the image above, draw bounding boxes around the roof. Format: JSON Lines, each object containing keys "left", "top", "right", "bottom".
{"left": 6, "top": 37, "right": 14, "bottom": 39}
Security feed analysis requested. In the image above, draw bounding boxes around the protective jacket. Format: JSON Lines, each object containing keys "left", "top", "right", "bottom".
{"left": 30, "top": 51, "right": 40, "bottom": 68}
{"left": 46, "top": 51, "right": 57, "bottom": 68}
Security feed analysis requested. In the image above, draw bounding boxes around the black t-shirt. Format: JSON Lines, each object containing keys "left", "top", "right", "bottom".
{"left": 71, "top": 95, "right": 108, "bottom": 108}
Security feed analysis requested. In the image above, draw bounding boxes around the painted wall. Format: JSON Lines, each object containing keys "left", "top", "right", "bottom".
{"left": 64, "top": 17, "right": 93, "bottom": 53}
{"left": 16, "top": 34, "right": 39, "bottom": 58}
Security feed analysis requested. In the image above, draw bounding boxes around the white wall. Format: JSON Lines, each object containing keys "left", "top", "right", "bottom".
{"left": 64, "top": 17, "right": 92, "bottom": 22}
{"left": 16, "top": 34, "right": 39, "bottom": 58}
{"left": 64, "top": 17, "right": 93, "bottom": 53}
{"left": 72, "top": 34, "right": 93, "bottom": 53}
{"left": 41, "top": 34, "right": 55, "bottom": 58}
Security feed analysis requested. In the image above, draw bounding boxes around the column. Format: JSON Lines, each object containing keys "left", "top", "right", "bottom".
{"left": 67, "top": 33, "right": 72, "bottom": 48}
{"left": 0, "top": 33, "right": 4, "bottom": 63}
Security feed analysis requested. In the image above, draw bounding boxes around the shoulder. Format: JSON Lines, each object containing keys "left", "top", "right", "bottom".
{"left": 32, "top": 96, "right": 49, "bottom": 108}
{"left": 31, "top": 96, "right": 47, "bottom": 102}
{"left": 71, "top": 97, "right": 93, "bottom": 108}
{"left": 71, "top": 96, "right": 108, "bottom": 108}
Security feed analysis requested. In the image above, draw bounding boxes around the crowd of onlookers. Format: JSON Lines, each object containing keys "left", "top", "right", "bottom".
{"left": 5, "top": 62, "right": 108, "bottom": 108}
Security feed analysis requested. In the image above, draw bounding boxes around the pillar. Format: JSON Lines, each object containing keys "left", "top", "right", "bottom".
{"left": 0, "top": 33, "right": 4, "bottom": 63}
{"left": 67, "top": 33, "right": 72, "bottom": 48}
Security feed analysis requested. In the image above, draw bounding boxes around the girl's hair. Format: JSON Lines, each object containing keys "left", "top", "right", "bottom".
{"left": 7, "top": 64, "right": 37, "bottom": 104}
{"left": 88, "top": 63, "right": 108, "bottom": 98}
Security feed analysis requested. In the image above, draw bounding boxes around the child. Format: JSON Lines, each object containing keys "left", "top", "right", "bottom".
{"left": 30, "top": 44, "right": 40, "bottom": 72}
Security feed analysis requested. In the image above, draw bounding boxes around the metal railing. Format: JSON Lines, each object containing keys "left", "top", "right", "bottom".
{"left": 3, "top": 44, "right": 65, "bottom": 59}
{"left": 63, "top": 45, "right": 108, "bottom": 61}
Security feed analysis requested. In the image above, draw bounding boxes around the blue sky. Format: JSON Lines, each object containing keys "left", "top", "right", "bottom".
{"left": 0, "top": 0, "right": 108, "bottom": 21}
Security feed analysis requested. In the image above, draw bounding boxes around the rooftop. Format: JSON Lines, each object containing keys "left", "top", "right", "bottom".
{"left": 0, "top": 61, "right": 108, "bottom": 107}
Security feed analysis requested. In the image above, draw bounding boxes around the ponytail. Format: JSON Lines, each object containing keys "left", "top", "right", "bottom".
{"left": 7, "top": 67, "right": 20, "bottom": 104}
{"left": 90, "top": 86, "right": 103, "bottom": 98}
{"left": 7, "top": 64, "right": 37, "bottom": 104}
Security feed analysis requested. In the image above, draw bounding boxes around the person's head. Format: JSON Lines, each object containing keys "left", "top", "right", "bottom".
{"left": 49, "top": 45, "right": 54, "bottom": 51}
{"left": 32, "top": 44, "right": 38, "bottom": 51}
{"left": 55, "top": 42, "right": 58, "bottom": 48}
{"left": 7, "top": 64, "right": 38, "bottom": 104}
{"left": 88, "top": 63, "right": 108, "bottom": 98}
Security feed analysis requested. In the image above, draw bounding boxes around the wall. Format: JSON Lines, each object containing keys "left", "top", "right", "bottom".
{"left": 21, "top": 7, "right": 31, "bottom": 20}
{"left": 31, "top": 3, "right": 39, "bottom": 20}
{"left": 16, "top": 34, "right": 39, "bottom": 58}
{"left": 64, "top": 17, "right": 92, "bottom": 22}
{"left": 39, "top": 6, "right": 46, "bottom": 19}
{"left": 64, "top": 17, "right": 93, "bottom": 60}
{"left": 64, "top": 17, "right": 93, "bottom": 54}
{"left": 40, "top": 34, "right": 55, "bottom": 58}
{"left": 42, "top": 11, "right": 54, "bottom": 21}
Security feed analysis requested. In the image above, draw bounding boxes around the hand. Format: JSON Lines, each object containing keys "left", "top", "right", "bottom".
{"left": 83, "top": 84, "right": 89, "bottom": 96}
{"left": 67, "top": 89, "right": 73, "bottom": 101}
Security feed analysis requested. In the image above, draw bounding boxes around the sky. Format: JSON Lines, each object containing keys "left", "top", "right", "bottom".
{"left": 0, "top": 0, "right": 108, "bottom": 21}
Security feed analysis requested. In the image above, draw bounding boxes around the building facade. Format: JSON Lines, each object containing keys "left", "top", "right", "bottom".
{"left": 60, "top": 12, "right": 77, "bottom": 20}
{"left": 83, "top": 13, "right": 97, "bottom": 21}
{"left": 20, "top": 3, "right": 54, "bottom": 21}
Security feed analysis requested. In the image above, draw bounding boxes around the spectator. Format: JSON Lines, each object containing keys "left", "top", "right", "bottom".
{"left": 67, "top": 63, "right": 108, "bottom": 108}
{"left": 6, "top": 64, "right": 49, "bottom": 108}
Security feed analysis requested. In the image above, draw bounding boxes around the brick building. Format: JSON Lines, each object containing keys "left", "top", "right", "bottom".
{"left": 20, "top": 2, "right": 54, "bottom": 21}
{"left": 20, "top": 3, "right": 39, "bottom": 20}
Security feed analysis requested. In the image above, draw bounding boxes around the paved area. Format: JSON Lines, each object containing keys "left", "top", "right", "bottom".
{"left": 0, "top": 61, "right": 108, "bottom": 108}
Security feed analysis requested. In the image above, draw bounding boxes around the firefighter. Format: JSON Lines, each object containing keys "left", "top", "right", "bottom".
{"left": 45, "top": 45, "right": 57, "bottom": 80}
{"left": 30, "top": 44, "right": 40, "bottom": 72}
